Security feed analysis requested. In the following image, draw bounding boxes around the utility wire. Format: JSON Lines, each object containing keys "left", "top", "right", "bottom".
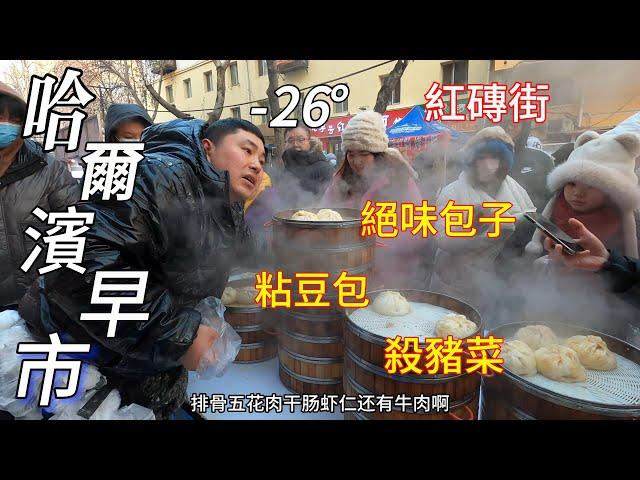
{"left": 132, "top": 60, "right": 397, "bottom": 114}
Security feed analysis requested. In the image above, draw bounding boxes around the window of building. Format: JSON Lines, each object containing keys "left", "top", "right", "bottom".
{"left": 442, "top": 60, "right": 469, "bottom": 84}
{"left": 258, "top": 60, "right": 268, "bottom": 77}
{"left": 165, "top": 85, "right": 174, "bottom": 103}
{"left": 381, "top": 75, "right": 401, "bottom": 104}
{"left": 204, "top": 71, "right": 213, "bottom": 92}
{"left": 333, "top": 87, "right": 348, "bottom": 114}
{"left": 231, "top": 107, "right": 241, "bottom": 119}
{"left": 230, "top": 62, "right": 239, "bottom": 86}
{"left": 183, "top": 78, "right": 192, "bottom": 99}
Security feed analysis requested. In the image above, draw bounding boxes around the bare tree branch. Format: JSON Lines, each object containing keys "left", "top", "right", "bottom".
{"left": 145, "top": 80, "right": 190, "bottom": 119}
{"left": 150, "top": 64, "right": 163, "bottom": 122}
{"left": 97, "top": 60, "right": 147, "bottom": 109}
{"left": 374, "top": 60, "right": 410, "bottom": 114}
{"left": 135, "top": 60, "right": 162, "bottom": 121}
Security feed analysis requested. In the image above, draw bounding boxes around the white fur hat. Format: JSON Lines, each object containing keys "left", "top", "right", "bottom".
{"left": 548, "top": 131, "right": 640, "bottom": 210}
{"left": 341, "top": 110, "right": 388, "bottom": 154}
{"left": 525, "top": 130, "right": 640, "bottom": 257}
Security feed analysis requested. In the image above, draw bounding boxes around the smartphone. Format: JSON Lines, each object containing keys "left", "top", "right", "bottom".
{"left": 524, "top": 212, "right": 585, "bottom": 256}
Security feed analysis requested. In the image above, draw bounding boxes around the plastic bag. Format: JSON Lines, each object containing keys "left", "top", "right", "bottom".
{"left": 0, "top": 318, "right": 44, "bottom": 418}
{"left": 192, "top": 296, "right": 242, "bottom": 379}
{"left": 0, "top": 310, "right": 22, "bottom": 331}
{"left": 50, "top": 389, "right": 155, "bottom": 420}
{"left": 0, "top": 318, "right": 106, "bottom": 419}
{"left": 0, "top": 312, "right": 154, "bottom": 420}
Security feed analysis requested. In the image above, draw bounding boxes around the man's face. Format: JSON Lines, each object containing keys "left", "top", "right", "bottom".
{"left": 203, "top": 129, "right": 265, "bottom": 202}
{"left": 285, "top": 127, "right": 311, "bottom": 152}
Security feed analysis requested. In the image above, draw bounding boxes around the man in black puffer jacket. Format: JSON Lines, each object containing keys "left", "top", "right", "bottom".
{"left": 0, "top": 81, "right": 80, "bottom": 311}
{"left": 20, "top": 117, "right": 266, "bottom": 418}
{"left": 279, "top": 127, "right": 333, "bottom": 207}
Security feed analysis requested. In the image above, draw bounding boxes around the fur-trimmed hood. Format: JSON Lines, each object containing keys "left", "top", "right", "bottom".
{"left": 546, "top": 130, "right": 640, "bottom": 211}
{"left": 464, "top": 126, "right": 514, "bottom": 151}
{"left": 309, "top": 137, "right": 324, "bottom": 154}
{"left": 525, "top": 130, "right": 640, "bottom": 258}
{"left": 461, "top": 126, "right": 515, "bottom": 173}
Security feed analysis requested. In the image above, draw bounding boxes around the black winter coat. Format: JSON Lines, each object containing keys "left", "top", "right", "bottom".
{"left": 281, "top": 148, "right": 333, "bottom": 202}
{"left": 26, "top": 119, "right": 255, "bottom": 379}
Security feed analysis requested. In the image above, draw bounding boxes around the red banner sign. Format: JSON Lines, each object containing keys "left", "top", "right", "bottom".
{"left": 310, "top": 107, "right": 412, "bottom": 138}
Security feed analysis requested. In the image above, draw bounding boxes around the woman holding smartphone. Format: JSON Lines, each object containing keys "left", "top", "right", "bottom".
{"left": 544, "top": 218, "right": 640, "bottom": 346}
{"left": 523, "top": 129, "right": 640, "bottom": 338}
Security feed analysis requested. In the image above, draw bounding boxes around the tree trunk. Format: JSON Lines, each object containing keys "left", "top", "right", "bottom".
{"left": 266, "top": 60, "right": 285, "bottom": 168}
{"left": 373, "top": 60, "right": 409, "bottom": 114}
{"left": 207, "top": 60, "right": 230, "bottom": 123}
{"left": 145, "top": 80, "right": 191, "bottom": 119}
{"left": 150, "top": 71, "right": 163, "bottom": 122}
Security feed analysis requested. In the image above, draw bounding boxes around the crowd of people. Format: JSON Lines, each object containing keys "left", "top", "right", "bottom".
{"left": 1, "top": 77, "right": 640, "bottom": 418}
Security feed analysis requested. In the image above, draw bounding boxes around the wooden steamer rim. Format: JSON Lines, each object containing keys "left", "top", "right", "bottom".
{"left": 344, "top": 289, "right": 484, "bottom": 349}
{"left": 280, "top": 309, "right": 345, "bottom": 323}
{"left": 344, "top": 372, "right": 478, "bottom": 413}
{"left": 282, "top": 328, "right": 342, "bottom": 346}
{"left": 234, "top": 341, "right": 278, "bottom": 364}
{"left": 486, "top": 321, "right": 640, "bottom": 416}
{"left": 279, "top": 362, "right": 343, "bottom": 386}
{"left": 273, "top": 207, "right": 363, "bottom": 228}
{"left": 224, "top": 278, "right": 265, "bottom": 314}
{"left": 344, "top": 347, "right": 469, "bottom": 385}
{"left": 280, "top": 345, "right": 343, "bottom": 365}
{"left": 225, "top": 304, "right": 263, "bottom": 314}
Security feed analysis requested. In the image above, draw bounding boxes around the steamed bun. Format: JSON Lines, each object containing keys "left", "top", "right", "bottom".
{"left": 236, "top": 287, "right": 259, "bottom": 305}
{"left": 372, "top": 291, "right": 411, "bottom": 316}
{"left": 565, "top": 335, "right": 617, "bottom": 371}
{"left": 292, "top": 210, "right": 318, "bottom": 221}
{"left": 221, "top": 287, "right": 237, "bottom": 305}
{"left": 535, "top": 344, "right": 587, "bottom": 383}
{"left": 501, "top": 340, "right": 537, "bottom": 376}
{"left": 316, "top": 209, "right": 343, "bottom": 221}
{"left": 435, "top": 313, "right": 477, "bottom": 339}
{"left": 515, "top": 325, "right": 558, "bottom": 350}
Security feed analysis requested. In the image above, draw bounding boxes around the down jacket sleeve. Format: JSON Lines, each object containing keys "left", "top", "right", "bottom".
{"left": 40, "top": 159, "right": 203, "bottom": 375}
{"left": 46, "top": 155, "right": 81, "bottom": 210}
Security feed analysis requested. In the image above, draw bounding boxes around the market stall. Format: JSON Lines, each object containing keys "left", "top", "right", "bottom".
{"left": 386, "top": 105, "right": 466, "bottom": 161}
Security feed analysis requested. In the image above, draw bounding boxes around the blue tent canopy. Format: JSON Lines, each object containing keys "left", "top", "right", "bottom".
{"left": 387, "top": 105, "right": 464, "bottom": 139}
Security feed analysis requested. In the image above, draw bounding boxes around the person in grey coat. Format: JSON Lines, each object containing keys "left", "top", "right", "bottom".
{"left": 0, "top": 81, "right": 80, "bottom": 310}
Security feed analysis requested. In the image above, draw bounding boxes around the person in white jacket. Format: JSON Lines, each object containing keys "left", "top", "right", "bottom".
{"left": 429, "top": 126, "right": 535, "bottom": 314}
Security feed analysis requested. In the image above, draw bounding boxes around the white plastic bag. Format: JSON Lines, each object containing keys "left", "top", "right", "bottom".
{"left": 192, "top": 296, "right": 242, "bottom": 379}
{"left": 0, "top": 310, "right": 22, "bottom": 331}
{"left": 0, "top": 318, "right": 44, "bottom": 418}
{"left": 0, "top": 312, "right": 154, "bottom": 420}
{"left": 50, "top": 389, "right": 155, "bottom": 420}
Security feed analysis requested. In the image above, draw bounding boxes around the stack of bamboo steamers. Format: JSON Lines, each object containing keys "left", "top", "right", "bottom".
{"left": 271, "top": 208, "right": 375, "bottom": 395}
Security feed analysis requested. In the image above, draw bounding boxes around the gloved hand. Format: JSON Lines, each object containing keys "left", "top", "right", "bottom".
{"left": 183, "top": 297, "right": 242, "bottom": 378}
